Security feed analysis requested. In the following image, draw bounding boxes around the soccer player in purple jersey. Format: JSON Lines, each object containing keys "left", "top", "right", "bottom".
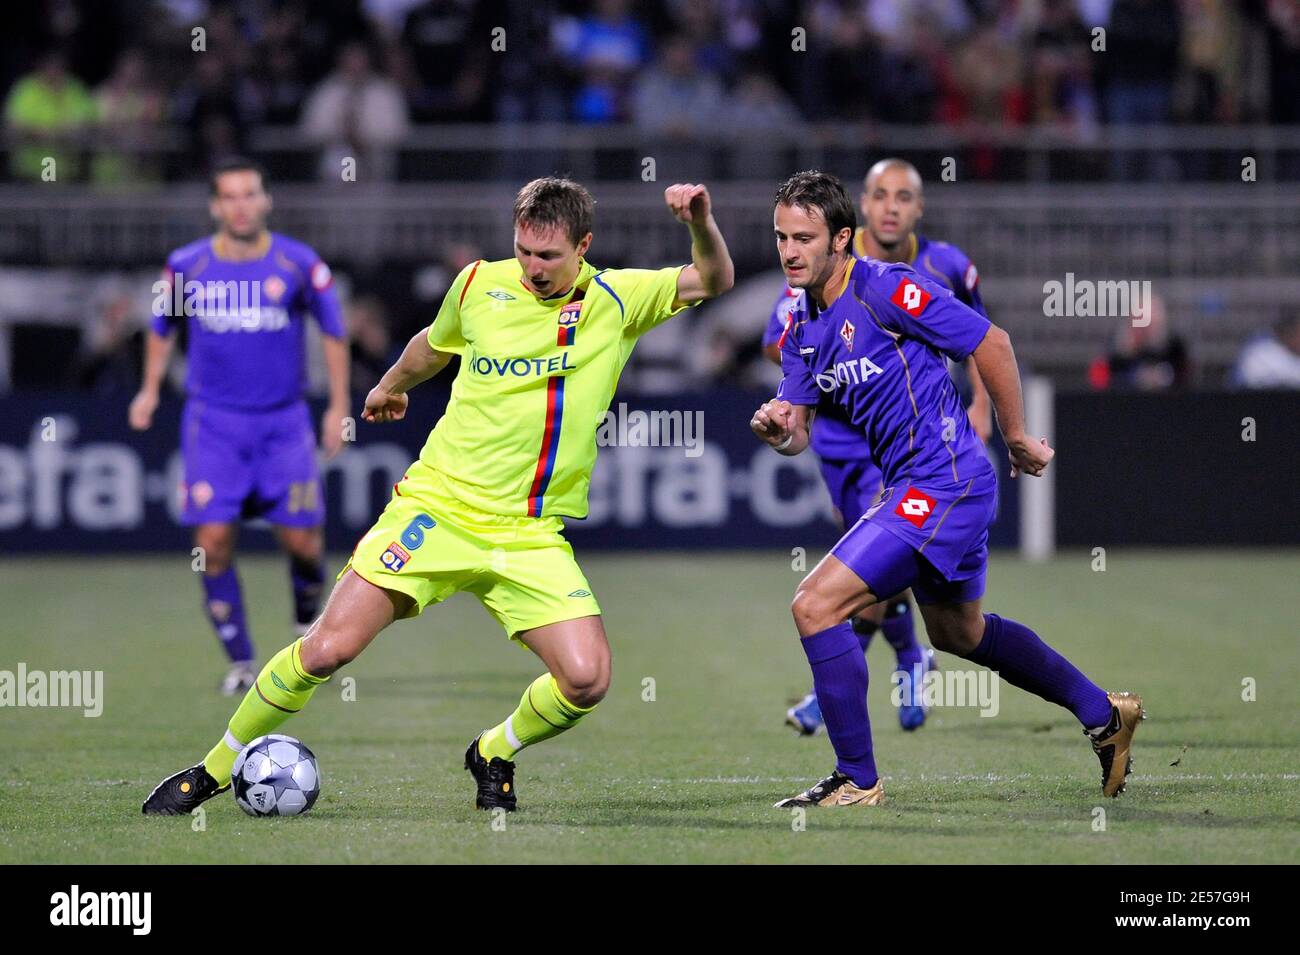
{"left": 129, "top": 158, "right": 349, "bottom": 695}
{"left": 765, "top": 158, "right": 994, "bottom": 735}
{"left": 751, "top": 171, "right": 1144, "bottom": 806}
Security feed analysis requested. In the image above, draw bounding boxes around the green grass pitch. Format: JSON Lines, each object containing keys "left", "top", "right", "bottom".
{"left": 1, "top": 550, "right": 1297, "bottom": 864}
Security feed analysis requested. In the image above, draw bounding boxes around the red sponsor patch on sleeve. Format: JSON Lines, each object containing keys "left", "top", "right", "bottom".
{"left": 890, "top": 277, "right": 932, "bottom": 317}
{"left": 311, "top": 261, "right": 333, "bottom": 291}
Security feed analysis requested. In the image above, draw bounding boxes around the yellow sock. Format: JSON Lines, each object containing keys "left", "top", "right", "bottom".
{"left": 479, "top": 673, "right": 596, "bottom": 762}
{"left": 203, "top": 639, "right": 329, "bottom": 786}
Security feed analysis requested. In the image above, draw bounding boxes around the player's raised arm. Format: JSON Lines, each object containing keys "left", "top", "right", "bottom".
{"left": 970, "top": 325, "right": 1054, "bottom": 479}
{"left": 664, "top": 183, "right": 735, "bottom": 308}
{"left": 362, "top": 328, "right": 454, "bottom": 423}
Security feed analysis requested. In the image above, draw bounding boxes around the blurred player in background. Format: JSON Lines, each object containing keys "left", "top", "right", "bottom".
{"left": 765, "top": 158, "right": 992, "bottom": 735}
{"left": 129, "top": 158, "right": 349, "bottom": 695}
{"left": 142, "top": 176, "right": 734, "bottom": 816}
{"left": 752, "top": 171, "right": 1143, "bottom": 807}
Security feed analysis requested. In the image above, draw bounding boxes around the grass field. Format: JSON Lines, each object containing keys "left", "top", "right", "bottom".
{"left": 1, "top": 549, "right": 1297, "bottom": 864}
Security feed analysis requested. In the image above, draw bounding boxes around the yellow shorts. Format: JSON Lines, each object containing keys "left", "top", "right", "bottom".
{"left": 340, "top": 462, "right": 600, "bottom": 642}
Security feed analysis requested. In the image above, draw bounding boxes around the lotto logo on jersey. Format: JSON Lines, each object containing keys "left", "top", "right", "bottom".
{"left": 380, "top": 542, "right": 411, "bottom": 571}
{"left": 890, "top": 278, "right": 932, "bottom": 317}
{"left": 557, "top": 301, "right": 582, "bottom": 346}
{"left": 895, "top": 487, "right": 937, "bottom": 528}
{"left": 840, "top": 318, "right": 855, "bottom": 352}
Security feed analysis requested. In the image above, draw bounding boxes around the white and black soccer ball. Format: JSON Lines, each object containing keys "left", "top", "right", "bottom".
{"left": 231, "top": 734, "right": 320, "bottom": 817}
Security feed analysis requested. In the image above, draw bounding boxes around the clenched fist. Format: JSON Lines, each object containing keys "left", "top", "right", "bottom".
{"left": 750, "top": 398, "right": 794, "bottom": 448}
{"left": 664, "top": 183, "right": 712, "bottom": 224}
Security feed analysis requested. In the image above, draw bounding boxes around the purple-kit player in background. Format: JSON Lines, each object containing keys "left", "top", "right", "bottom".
{"left": 751, "top": 171, "right": 1144, "bottom": 808}
{"left": 129, "top": 157, "right": 350, "bottom": 695}
{"left": 763, "top": 158, "right": 994, "bottom": 736}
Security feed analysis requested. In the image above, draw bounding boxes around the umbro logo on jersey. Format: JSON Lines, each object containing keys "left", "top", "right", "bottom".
{"left": 567, "top": 589, "right": 593, "bottom": 598}
{"left": 487, "top": 289, "right": 516, "bottom": 301}
{"left": 895, "top": 487, "right": 937, "bottom": 528}
{"left": 840, "top": 318, "right": 855, "bottom": 351}
{"left": 890, "top": 278, "right": 933, "bottom": 317}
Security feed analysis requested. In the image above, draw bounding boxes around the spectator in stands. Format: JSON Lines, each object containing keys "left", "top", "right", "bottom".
{"left": 171, "top": 51, "right": 262, "bottom": 178}
{"left": 800, "top": 2, "right": 876, "bottom": 121}
{"left": 346, "top": 294, "right": 402, "bottom": 394}
{"left": 554, "top": 0, "right": 652, "bottom": 122}
{"left": 258, "top": 45, "right": 310, "bottom": 125}
{"left": 300, "top": 41, "right": 410, "bottom": 181}
{"left": 92, "top": 49, "right": 165, "bottom": 186}
{"left": 1177, "top": 0, "right": 1270, "bottom": 125}
{"left": 1232, "top": 312, "right": 1300, "bottom": 389}
{"left": 1029, "top": 0, "right": 1099, "bottom": 128}
{"left": 3, "top": 49, "right": 96, "bottom": 181}
{"left": 949, "top": 24, "right": 1028, "bottom": 128}
{"left": 1088, "top": 294, "right": 1192, "bottom": 390}
{"left": 487, "top": 0, "right": 567, "bottom": 124}
{"left": 1102, "top": 0, "right": 1181, "bottom": 123}
{"left": 399, "top": 0, "right": 491, "bottom": 122}
{"left": 1265, "top": 0, "right": 1300, "bottom": 124}
{"left": 632, "top": 38, "right": 725, "bottom": 136}
{"left": 714, "top": 67, "right": 800, "bottom": 179}
{"left": 69, "top": 287, "right": 143, "bottom": 394}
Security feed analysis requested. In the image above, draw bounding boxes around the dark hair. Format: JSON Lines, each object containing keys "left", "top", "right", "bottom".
{"left": 512, "top": 177, "right": 595, "bottom": 246}
{"left": 774, "top": 170, "right": 856, "bottom": 243}
{"left": 209, "top": 157, "right": 269, "bottom": 195}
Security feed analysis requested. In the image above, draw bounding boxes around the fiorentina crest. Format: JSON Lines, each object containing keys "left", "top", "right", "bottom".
{"left": 840, "top": 318, "right": 855, "bottom": 351}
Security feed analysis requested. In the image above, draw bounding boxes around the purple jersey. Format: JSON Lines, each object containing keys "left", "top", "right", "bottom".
{"left": 151, "top": 232, "right": 345, "bottom": 410}
{"left": 777, "top": 257, "right": 994, "bottom": 498}
{"left": 764, "top": 231, "right": 987, "bottom": 462}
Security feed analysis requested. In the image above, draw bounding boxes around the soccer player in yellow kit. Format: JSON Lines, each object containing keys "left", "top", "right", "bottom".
{"left": 143, "top": 178, "right": 734, "bottom": 815}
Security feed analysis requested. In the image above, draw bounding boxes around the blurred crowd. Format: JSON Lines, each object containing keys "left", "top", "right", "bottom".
{"left": 2, "top": 0, "right": 1299, "bottom": 183}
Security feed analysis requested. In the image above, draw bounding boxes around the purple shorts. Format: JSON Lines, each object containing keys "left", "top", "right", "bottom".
{"left": 829, "top": 475, "right": 997, "bottom": 606}
{"left": 819, "top": 456, "right": 883, "bottom": 527}
{"left": 180, "top": 399, "right": 323, "bottom": 527}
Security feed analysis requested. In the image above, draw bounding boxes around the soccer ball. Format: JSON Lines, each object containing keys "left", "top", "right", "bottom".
{"left": 231, "top": 734, "right": 321, "bottom": 817}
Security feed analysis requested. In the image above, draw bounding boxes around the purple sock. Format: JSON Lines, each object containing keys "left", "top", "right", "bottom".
{"left": 202, "top": 567, "right": 253, "bottom": 663}
{"left": 966, "top": 613, "right": 1111, "bottom": 729}
{"left": 880, "top": 597, "right": 923, "bottom": 672}
{"left": 800, "top": 622, "right": 878, "bottom": 788}
{"left": 850, "top": 615, "right": 877, "bottom": 652}
{"left": 289, "top": 555, "right": 325, "bottom": 630}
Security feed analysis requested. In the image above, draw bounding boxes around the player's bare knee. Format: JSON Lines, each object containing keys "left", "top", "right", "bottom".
{"left": 283, "top": 530, "right": 323, "bottom": 564}
{"left": 558, "top": 660, "right": 608, "bottom": 708}
{"left": 926, "top": 614, "right": 982, "bottom": 656}
{"left": 299, "top": 627, "right": 359, "bottom": 676}
{"left": 791, "top": 586, "right": 834, "bottom": 636}
{"left": 195, "top": 526, "right": 234, "bottom": 572}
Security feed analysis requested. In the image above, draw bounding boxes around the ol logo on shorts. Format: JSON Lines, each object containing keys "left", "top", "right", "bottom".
{"left": 380, "top": 513, "right": 436, "bottom": 572}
